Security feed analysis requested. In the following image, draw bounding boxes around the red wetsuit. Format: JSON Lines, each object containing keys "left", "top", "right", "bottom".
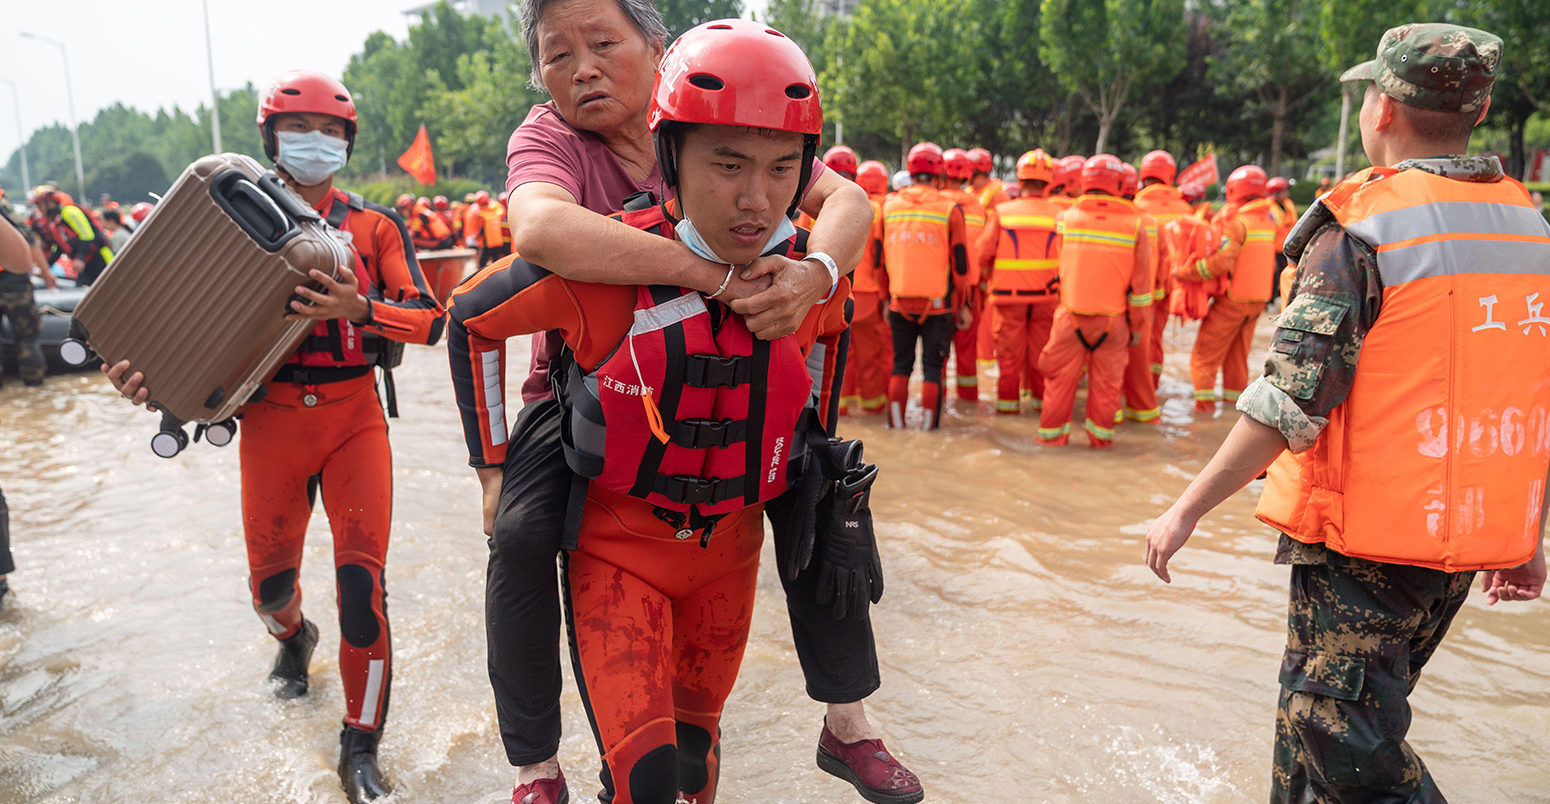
{"left": 448, "top": 204, "right": 846, "bottom": 804}
{"left": 241, "top": 186, "right": 444, "bottom": 732}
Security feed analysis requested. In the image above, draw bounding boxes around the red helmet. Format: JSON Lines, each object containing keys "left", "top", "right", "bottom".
{"left": 130, "top": 201, "right": 153, "bottom": 223}
{"left": 1180, "top": 182, "right": 1206, "bottom": 204}
{"left": 906, "top": 142, "right": 945, "bottom": 177}
{"left": 1052, "top": 155, "right": 1085, "bottom": 192}
{"left": 1015, "top": 149, "right": 1054, "bottom": 183}
{"left": 1120, "top": 163, "right": 1139, "bottom": 197}
{"left": 855, "top": 160, "right": 889, "bottom": 195}
{"left": 257, "top": 70, "right": 358, "bottom": 161}
{"left": 1080, "top": 154, "right": 1126, "bottom": 197}
{"left": 942, "top": 148, "right": 974, "bottom": 181}
{"left": 395, "top": 193, "right": 414, "bottom": 209}
{"left": 648, "top": 19, "right": 822, "bottom": 216}
{"left": 1266, "top": 176, "right": 1290, "bottom": 194}
{"left": 433, "top": 195, "right": 449, "bottom": 210}
{"left": 967, "top": 148, "right": 994, "bottom": 176}
{"left": 823, "top": 145, "right": 858, "bottom": 177}
{"left": 1138, "top": 150, "right": 1177, "bottom": 186}
{"left": 474, "top": 190, "right": 491, "bottom": 205}
{"left": 498, "top": 190, "right": 511, "bottom": 205}
{"left": 1225, "top": 164, "right": 1269, "bottom": 204}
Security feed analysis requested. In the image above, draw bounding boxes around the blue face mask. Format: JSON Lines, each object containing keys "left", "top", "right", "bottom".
{"left": 275, "top": 129, "right": 349, "bottom": 186}
{"left": 674, "top": 214, "right": 797, "bottom": 265}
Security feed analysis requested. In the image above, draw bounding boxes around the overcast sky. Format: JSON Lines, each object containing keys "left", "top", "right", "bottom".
{"left": 1, "top": 0, "right": 771, "bottom": 175}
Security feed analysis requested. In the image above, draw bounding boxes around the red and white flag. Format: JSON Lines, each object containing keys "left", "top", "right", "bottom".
{"left": 1177, "top": 153, "right": 1219, "bottom": 188}
{"left": 397, "top": 124, "right": 437, "bottom": 186}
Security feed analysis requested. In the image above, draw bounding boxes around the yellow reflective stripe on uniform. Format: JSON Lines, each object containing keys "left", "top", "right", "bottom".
{"left": 993, "top": 258, "right": 1060, "bottom": 271}
{"left": 860, "top": 394, "right": 888, "bottom": 410}
{"left": 1083, "top": 419, "right": 1116, "bottom": 440}
{"left": 59, "top": 206, "right": 97, "bottom": 241}
{"left": 1244, "top": 230, "right": 1275, "bottom": 242}
{"left": 1124, "top": 407, "right": 1160, "bottom": 422}
{"left": 1192, "top": 388, "right": 1216, "bottom": 401}
{"left": 995, "top": 399, "right": 1020, "bottom": 412}
{"left": 1152, "top": 287, "right": 1166, "bottom": 300}
{"left": 1195, "top": 259, "right": 1212, "bottom": 280}
{"left": 1222, "top": 388, "right": 1242, "bottom": 402}
{"left": 1127, "top": 293, "right": 1153, "bottom": 307}
{"left": 1037, "top": 423, "right": 1071, "bottom": 440}
{"left": 884, "top": 211, "right": 951, "bottom": 224}
{"left": 955, "top": 375, "right": 978, "bottom": 387}
{"left": 999, "top": 215, "right": 1056, "bottom": 229}
{"left": 1062, "top": 228, "right": 1136, "bottom": 247}
{"left": 964, "top": 214, "right": 987, "bottom": 226}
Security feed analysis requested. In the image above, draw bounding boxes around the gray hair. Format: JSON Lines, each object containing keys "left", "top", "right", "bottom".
{"left": 520, "top": 0, "right": 669, "bottom": 91}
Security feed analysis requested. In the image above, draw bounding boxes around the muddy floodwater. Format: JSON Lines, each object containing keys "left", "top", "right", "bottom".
{"left": 1, "top": 320, "right": 1547, "bottom": 803}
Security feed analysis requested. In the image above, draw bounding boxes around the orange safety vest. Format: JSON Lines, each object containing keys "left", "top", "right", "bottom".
{"left": 851, "top": 197, "right": 885, "bottom": 295}
{"left": 1224, "top": 198, "right": 1280, "bottom": 302}
{"left": 882, "top": 185, "right": 959, "bottom": 301}
{"left": 948, "top": 188, "right": 987, "bottom": 283}
{"left": 987, "top": 197, "right": 1060, "bottom": 298}
{"left": 977, "top": 178, "right": 1008, "bottom": 211}
{"left": 1256, "top": 167, "right": 1550, "bottom": 572}
{"left": 1055, "top": 195, "right": 1143, "bottom": 316}
{"left": 1163, "top": 214, "right": 1225, "bottom": 320}
{"left": 1135, "top": 184, "right": 1195, "bottom": 303}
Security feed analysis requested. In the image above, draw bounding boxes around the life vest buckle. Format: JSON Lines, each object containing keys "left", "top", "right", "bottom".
{"left": 662, "top": 474, "right": 724, "bottom": 505}
{"left": 673, "top": 418, "right": 745, "bottom": 449}
{"left": 684, "top": 355, "right": 751, "bottom": 388}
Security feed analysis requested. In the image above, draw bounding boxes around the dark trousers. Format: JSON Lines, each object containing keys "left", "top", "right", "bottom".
{"left": 0, "top": 484, "right": 13, "bottom": 576}
{"left": 888, "top": 310, "right": 955, "bottom": 383}
{"left": 0, "top": 272, "right": 44, "bottom": 383}
{"left": 1271, "top": 561, "right": 1474, "bottom": 803}
{"left": 486, "top": 397, "right": 882, "bottom": 765}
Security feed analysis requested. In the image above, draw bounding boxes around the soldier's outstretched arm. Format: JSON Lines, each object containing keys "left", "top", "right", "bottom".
{"left": 1145, "top": 416, "right": 1287, "bottom": 583}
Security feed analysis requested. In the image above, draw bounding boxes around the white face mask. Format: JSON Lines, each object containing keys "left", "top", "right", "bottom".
{"left": 674, "top": 214, "right": 797, "bottom": 265}
{"left": 275, "top": 129, "right": 349, "bottom": 186}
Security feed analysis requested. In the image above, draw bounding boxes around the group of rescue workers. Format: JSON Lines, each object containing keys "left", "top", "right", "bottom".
{"left": 822, "top": 140, "right": 1302, "bottom": 447}
{"left": 0, "top": 1, "right": 1543, "bottom": 802}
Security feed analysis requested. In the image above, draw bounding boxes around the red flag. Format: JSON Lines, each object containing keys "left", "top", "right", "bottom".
{"left": 1177, "top": 153, "right": 1219, "bottom": 188}
{"left": 397, "top": 124, "right": 437, "bottom": 185}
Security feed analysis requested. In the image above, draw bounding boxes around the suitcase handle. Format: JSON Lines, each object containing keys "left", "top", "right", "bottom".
{"left": 255, "top": 171, "right": 322, "bottom": 225}
{"left": 209, "top": 171, "right": 303, "bottom": 253}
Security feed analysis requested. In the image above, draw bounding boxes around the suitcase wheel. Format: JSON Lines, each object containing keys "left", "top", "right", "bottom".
{"left": 150, "top": 427, "right": 189, "bottom": 459}
{"left": 59, "top": 339, "right": 93, "bottom": 367}
{"left": 205, "top": 419, "right": 237, "bottom": 448}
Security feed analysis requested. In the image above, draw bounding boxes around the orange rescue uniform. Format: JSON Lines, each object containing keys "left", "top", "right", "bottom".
{"left": 1131, "top": 183, "right": 1197, "bottom": 413}
{"left": 977, "top": 195, "right": 1061, "bottom": 412}
{"left": 1036, "top": 194, "right": 1152, "bottom": 447}
{"left": 1183, "top": 197, "right": 1279, "bottom": 409}
{"left": 839, "top": 195, "right": 892, "bottom": 414}
{"left": 946, "top": 188, "right": 988, "bottom": 400}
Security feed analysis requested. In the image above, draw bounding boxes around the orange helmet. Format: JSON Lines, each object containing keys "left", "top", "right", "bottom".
{"left": 433, "top": 195, "right": 449, "bottom": 210}
{"left": 942, "top": 148, "right": 974, "bottom": 181}
{"left": 823, "top": 145, "right": 858, "bottom": 177}
{"left": 906, "top": 142, "right": 945, "bottom": 177}
{"left": 967, "top": 148, "right": 994, "bottom": 176}
{"left": 1120, "top": 163, "right": 1139, "bottom": 198}
{"left": 474, "top": 190, "right": 491, "bottom": 205}
{"left": 1266, "top": 176, "right": 1290, "bottom": 194}
{"left": 1052, "top": 156, "right": 1085, "bottom": 191}
{"left": 1180, "top": 182, "right": 1206, "bottom": 204}
{"left": 1080, "top": 154, "right": 1126, "bottom": 197}
{"left": 1138, "top": 150, "right": 1177, "bottom": 186}
{"left": 130, "top": 201, "right": 153, "bottom": 222}
{"left": 257, "top": 70, "right": 357, "bottom": 161}
{"left": 855, "top": 160, "right": 889, "bottom": 195}
{"left": 1015, "top": 149, "right": 1054, "bottom": 183}
{"left": 1225, "top": 164, "right": 1268, "bottom": 204}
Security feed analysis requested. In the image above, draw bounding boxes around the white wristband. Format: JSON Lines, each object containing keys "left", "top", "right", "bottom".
{"left": 804, "top": 251, "right": 840, "bottom": 304}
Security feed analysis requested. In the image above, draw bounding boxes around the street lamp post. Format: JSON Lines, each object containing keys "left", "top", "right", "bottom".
{"left": 0, "top": 76, "right": 32, "bottom": 191}
{"left": 203, "top": 0, "right": 222, "bottom": 153}
{"left": 21, "top": 32, "right": 87, "bottom": 201}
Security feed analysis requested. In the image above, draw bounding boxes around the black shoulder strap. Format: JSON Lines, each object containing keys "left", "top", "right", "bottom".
{"left": 325, "top": 195, "right": 350, "bottom": 229}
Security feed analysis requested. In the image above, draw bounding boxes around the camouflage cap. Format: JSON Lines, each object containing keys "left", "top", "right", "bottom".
{"left": 1340, "top": 22, "right": 1501, "bottom": 114}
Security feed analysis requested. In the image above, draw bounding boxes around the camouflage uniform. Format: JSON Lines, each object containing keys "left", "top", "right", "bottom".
{"left": 1, "top": 209, "right": 45, "bottom": 386}
{"left": 1235, "top": 22, "right": 1510, "bottom": 803}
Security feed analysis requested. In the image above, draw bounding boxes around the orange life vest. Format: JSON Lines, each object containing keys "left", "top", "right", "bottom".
{"left": 882, "top": 186, "right": 959, "bottom": 302}
{"left": 1055, "top": 195, "right": 1143, "bottom": 316}
{"left": 1224, "top": 198, "right": 1280, "bottom": 302}
{"left": 1256, "top": 167, "right": 1550, "bottom": 572}
{"left": 948, "top": 188, "right": 988, "bottom": 283}
{"left": 987, "top": 197, "right": 1060, "bottom": 299}
{"left": 1135, "top": 184, "right": 1195, "bottom": 303}
{"left": 851, "top": 197, "right": 885, "bottom": 295}
{"left": 1163, "top": 215, "right": 1224, "bottom": 320}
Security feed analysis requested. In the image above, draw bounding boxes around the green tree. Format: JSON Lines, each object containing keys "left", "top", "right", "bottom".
{"left": 659, "top": 0, "right": 745, "bottom": 39}
{"left": 1040, "top": 0, "right": 1188, "bottom": 154}
{"left": 85, "top": 149, "right": 173, "bottom": 203}
{"left": 417, "top": 16, "right": 546, "bottom": 185}
{"left": 1216, "top": 0, "right": 1330, "bottom": 176}
{"left": 1466, "top": 0, "right": 1550, "bottom": 177}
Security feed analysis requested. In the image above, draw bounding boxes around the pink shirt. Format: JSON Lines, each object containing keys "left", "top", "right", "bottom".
{"left": 505, "top": 101, "right": 826, "bottom": 403}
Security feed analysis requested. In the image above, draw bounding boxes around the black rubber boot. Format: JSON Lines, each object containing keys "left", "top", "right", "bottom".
{"left": 339, "top": 725, "right": 392, "bottom": 802}
{"left": 267, "top": 619, "right": 318, "bottom": 699}
{"left": 0, "top": 577, "right": 9, "bottom": 609}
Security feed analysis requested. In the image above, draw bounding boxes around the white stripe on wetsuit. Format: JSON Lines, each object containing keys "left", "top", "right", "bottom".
{"left": 481, "top": 350, "right": 506, "bottom": 447}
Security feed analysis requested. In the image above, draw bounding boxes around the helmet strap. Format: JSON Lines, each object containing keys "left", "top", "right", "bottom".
{"left": 789, "top": 135, "right": 818, "bottom": 219}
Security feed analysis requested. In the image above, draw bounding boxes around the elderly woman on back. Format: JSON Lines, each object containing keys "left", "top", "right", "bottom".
{"left": 470, "top": 2, "right": 922, "bottom": 804}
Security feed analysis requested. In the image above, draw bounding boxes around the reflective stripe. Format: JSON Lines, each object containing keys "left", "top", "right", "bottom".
{"left": 1084, "top": 419, "right": 1116, "bottom": 440}
{"left": 1193, "top": 388, "right": 1216, "bottom": 401}
{"left": 955, "top": 375, "right": 978, "bottom": 387}
{"left": 964, "top": 214, "right": 987, "bottom": 226}
{"left": 1244, "top": 230, "right": 1275, "bottom": 242}
{"left": 995, "top": 399, "right": 1020, "bottom": 412}
{"left": 884, "top": 211, "right": 951, "bottom": 224}
{"left": 1376, "top": 236, "right": 1550, "bottom": 287}
{"left": 1061, "top": 228, "right": 1137, "bottom": 247}
{"left": 860, "top": 394, "right": 888, "bottom": 411}
{"left": 358, "top": 659, "right": 386, "bottom": 728}
{"left": 1124, "top": 407, "right": 1160, "bottom": 422}
{"left": 999, "top": 215, "right": 1057, "bottom": 229}
{"left": 1345, "top": 200, "right": 1550, "bottom": 287}
{"left": 1222, "top": 389, "right": 1242, "bottom": 402}
{"left": 1127, "top": 293, "right": 1153, "bottom": 307}
{"left": 481, "top": 350, "right": 506, "bottom": 447}
{"left": 1150, "top": 363, "right": 1164, "bottom": 374}
{"left": 993, "top": 258, "right": 1060, "bottom": 271}
{"left": 1152, "top": 287, "right": 1166, "bottom": 300}
{"left": 631, "top": 292, "right": 708, "bottom": 336}
{"left": 1195, "top": 260, "right": 1212, "bottom": 280}
{"left": 1037, "top": 423, "right": 1070, "bottom": 440}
